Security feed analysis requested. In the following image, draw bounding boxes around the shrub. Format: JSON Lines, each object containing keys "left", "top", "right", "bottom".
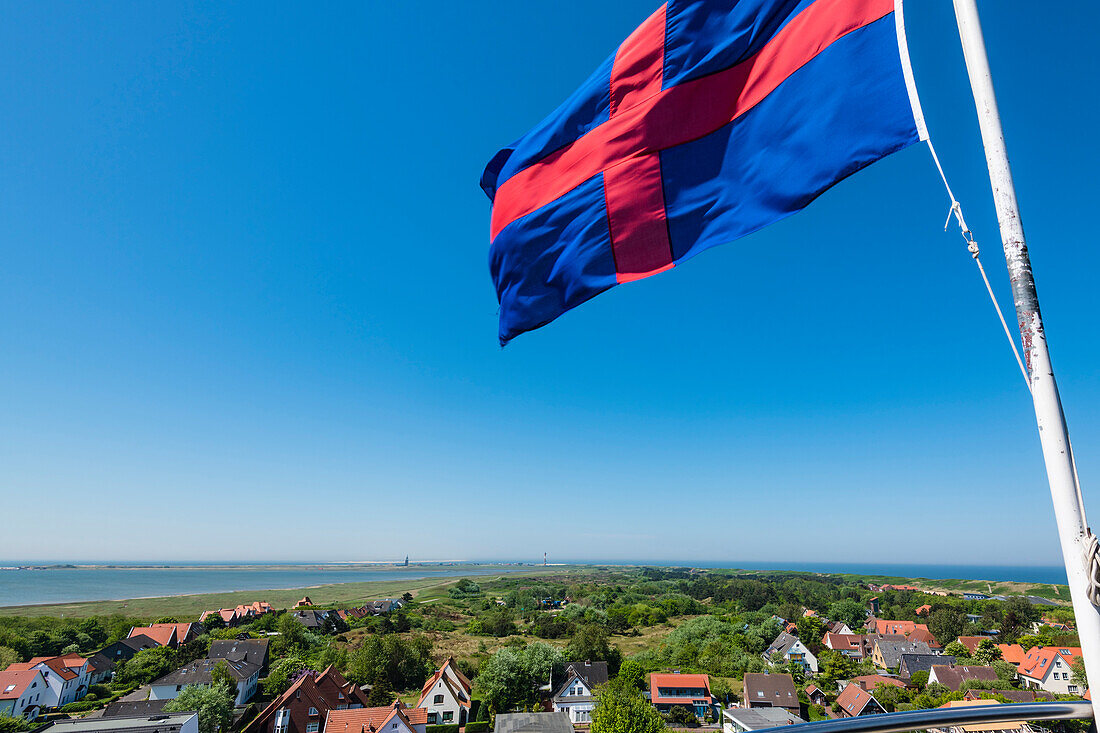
{"left": 426, "top": 725, "right": 461, "bottom": 733}
{"left": 466, "top": 723, "right": 490, "bottom": 733}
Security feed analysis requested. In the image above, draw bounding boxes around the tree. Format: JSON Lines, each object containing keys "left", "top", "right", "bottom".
{"left": 1072, "top": 656, "right": 1088, "bottom": 690}
{"left": 0, "top": 647, "right": 20, "bottom": 670}
{"left": 345, "top": 634, "right": 433, "bottom": 691}
{"left": 827, "top": 600, "right": 867, "bottom": 630}
{"left": 165, "top": 684, "right": 233, "bottom": 733}
{"left": 591, "top": 678, "right": 665, "bottom": 733}
{"left": 972, "top": 640, "right": 1003, "bottom": 666}
{"left": 928, "top": 609, "right": 965, "bottom": 647}
{"left": 402, "top": 592, "right": 414, "bottom": 602}
{"left": 0, "top": 716, "right": 33, "bottom": 733}
{"left": 910, "top": 670, "right": 929, "bottom": 690}
{"left": 616, "top": 660, "right": 645, "bottom": 691}
{"left": 796, "top": 616, "right": 826, "bottom": 654}
{"left": 817, "top": 649, "right": 857, "bottom": 687}
{"left": 478, "top": 643, "right": 565, "bottom": 713}
{"left": 115, "top": 646, "right": 176, "bottom": 685}
{"left": 209, "top": 660, "right": 237, "bottom": 702}
{"left": 567, "top": 625, "right": 622, "bottom": 673}
{"left": 943, "top": 641, "right": 970, "bottom": 659}
{"left": 665, "top": 706, "right": 698, "bottom": 728}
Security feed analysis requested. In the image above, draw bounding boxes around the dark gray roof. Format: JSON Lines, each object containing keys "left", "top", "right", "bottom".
{"left": 875, "top": 640, "right": 932, "bottom": 668}
{"left": 566, "top": 661, "right": 608, "bottom": 687}
{"left": 292, "top": 610, "right": 324, "bottom": 628}
{"left": 742, "top": 673, "right": 798, "bottom": 710}
{"left": 495, "top": 712, "right": 574, "bottom": 733}
{"left": 766, "top": 631, "right": 800, "bottom": 657}
{"left": 208, "top": 639, "right": 269, "bottom": 668}
{"left": 152, "top": 657, "right": 260, "bottom": 687}
{"left": 900, "top": 654, "right": 954, "bottom": 676}
{"left": 103, "top": 700, "right": 174, "bottom": 718}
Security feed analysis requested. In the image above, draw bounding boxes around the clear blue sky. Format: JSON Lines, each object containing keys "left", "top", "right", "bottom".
{"left": 2, "top": 1, "right": 1098, "bottom": 565}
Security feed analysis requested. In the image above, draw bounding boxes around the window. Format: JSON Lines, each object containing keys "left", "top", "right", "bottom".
{"left": 434, "top": 694, "right": 444, "bottom": 704}
{"left": 393, "top": 724, "right": 398, "bottom": 729}
{"left": 176, "top": 685, "right": 182, "bottom": 692}
{"left": 1070, "top": 685, "right": 1080, "bottom": 693}
{"left": 443, "top": 712, "right": 454, "bottom": 723}
{"left": 306, "top": 724, "right": 319, "bottom": 733}
{"left": 3, "top": 686, "right": 13, "bottom": 694}
{"left": 309, "top": 707, "right": 319, "bottom": 716}
{"left": 427, "top": 713, "right": 438, "bottom": 724}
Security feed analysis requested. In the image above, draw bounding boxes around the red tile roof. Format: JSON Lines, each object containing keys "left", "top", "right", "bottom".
{"left": 649, "top": 673, "right": 712, "bottom": 705}
{"left": 916, "top": 605, "right": 931, "bottom": 616}
{"left": 8, "top": 656, "right": 80, "bottom": 681}
{"left": 0, "top": 670, "right": 43, "bottom": 700}
{"left": 852, "top": 675, "right": 905, "bottom": 691}
{"left": 327, "top": 702, "right": 427, "bottom": 732}
{"left": 956, "top": 637, "right": 987, "bottom": 655}
{"left": 871, "top": 620, "right": 929, "bottom": 637}
{"left": 129, "top": 624, "right": 177, "bottom": 647}
{"left": 996, "top": 644, "right": 1027, "bottom": 667}
{"left": 1018, "top": 647, "right": 1082, "bottom": 680}
{"left": 836, "top": 685, "right": 878, "bottom": 716}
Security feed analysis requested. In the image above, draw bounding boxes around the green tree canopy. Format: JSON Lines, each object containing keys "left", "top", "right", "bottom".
{"left": 478, "top": 642, "right": 565, "bottom": 713}
{"left": 165, "top": 684, "right": 233, "bottom": 733}
{"left": 591, "top": 678, "right": 665, "bottom": 733}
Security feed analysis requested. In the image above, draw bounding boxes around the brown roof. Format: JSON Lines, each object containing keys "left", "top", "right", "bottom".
{"left": 836, "top": 685, "right": 880, "bottom": 716}
{"left": 8, "top": 656, "right": 80, "bottom": 681}
{"left": 244, "top": 666, "right": 369, "bottom": 733}
{"left": 956, "top": 637, "right": 987, "bottom": 655}
{"left": 963, "top": 689, "right": 1053, "bottom": 703}
{"left": 743, "top": 673, "right": 797, "bottom": 709}
{"left": 931, "top": 664, "right": 1000, "bottom": 691}
{"left": 128, "top": 624, "right": 177, "bottom": 647}
{"left": 851, "top": 675, "right": 905, "bottom": 691}
{"left": 327, "top": 702, "right": 428, "bottom": 732}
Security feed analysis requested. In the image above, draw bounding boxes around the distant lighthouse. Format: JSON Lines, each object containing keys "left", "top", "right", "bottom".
{"left": 543, "top": 552, "right": 547, "bottom": 566}
{"left": 404, "top": 555, "right": 409, "bottom": 567}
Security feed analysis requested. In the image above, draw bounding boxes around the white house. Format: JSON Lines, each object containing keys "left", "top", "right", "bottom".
{"left": 1018, "top": 647, "right": 1083, "bottom": 695}
{"left": 416, "top": 658, "right": 472, "bottom": 726}
{"left": 765, "top": 631, "right": 819, "bottom": 674}
{"left": 552, "top": 661, "right": 609, "bottom": 724}
{"left": 150, "top": 658, "right": 260, "bottom": 706}
{"left": 6, "top": 655, "right": 90, "bottom": 708}
{"left": 0, "top": 669, "right": 47, "bottom": 720}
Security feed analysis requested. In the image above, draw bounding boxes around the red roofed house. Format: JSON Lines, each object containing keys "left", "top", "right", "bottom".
{"left": 327, "top": 701, "right": 428, "bottom": 733}
{"left": 127, "top": 622, "right": 202, "bottom": 649}
{"left": 928, "top": 665, "right": 999, "bottom": 692}
{"left": 833, "top": 685, "right": 885, "bottom": 718}
{"left": 916, "top": 605, "right": 931, "bottom": 616}
{"left": 6, "top": 655, "right": 90, "bottom": 708}
{"left": 869, "top": 620, "right": 929, "bottom": 637}
{"left": 849, "top": 675, "right": 906, "bottom": 693}
{"left": 650, "top": 672, "right": 714, "bottom": 719}
{"left": 417, "top": 658, "right": 472, "bottom": 726}
{"left": 996, "top": 644, "right": 1027, "bottom": 668}
{"left": 955, "top": 637, "right": 987, "bottom": 655}
{"left": 244, "top": 666, "right": 370, "bottom": 733}
{"left": 0, "top": 669, "right": 47, "bottom": 720}
{"left": 1018, "top": 647, "right": 1083, "bottom": 695}
{"left": 823, "top": 634, "right": 867, "bottom": 660}
{"left": 805, "top": 685, "right": 827, "bottom": 707}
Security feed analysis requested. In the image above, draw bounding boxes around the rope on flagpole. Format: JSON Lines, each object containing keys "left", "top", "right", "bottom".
{"left": 924, "top": 138, "right": 1031, "bottom": 393}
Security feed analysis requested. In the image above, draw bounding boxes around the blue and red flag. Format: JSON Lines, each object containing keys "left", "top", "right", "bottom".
{"left": 483, "top": 0, "right": 926, "bottom": 345}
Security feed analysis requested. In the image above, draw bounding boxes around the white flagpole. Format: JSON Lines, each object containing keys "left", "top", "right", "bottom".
{"left": 952, "top": 0, "right": 1100, "bottom": 713}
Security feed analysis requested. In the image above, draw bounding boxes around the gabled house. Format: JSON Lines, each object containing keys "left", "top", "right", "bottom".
{"left": 929, "top": 699, "right": 1038, "bottom": 733}
{"left": 822, "top": 634, "right": 867, "bottom": 660}
{"left": 209, "top": 638, "right": 270, "bottom": 674}
{"left": 7, "top": 654, "right": 91, "bottom": 708}
{"left": 962, "top": 689, "right": 1053, "bottom": 703}
{"left": 245, "top": 666, "right": 369, "bottom": 733}
{"left": 826, "top": 620, "right": 854, "bottom": 635}
{"left": 1017, "top": 647, "right": 1083, "bottom": 695}
{"left": 97, "top": 634, "right": 161, "bottom": 664}
{"left": 805, "top": 685, "right": 827, "bottom": 707}
{"left": 916, "top": 605, "right": 932, "bottom": 617}
{"left": 327, "top": 701, "right": 428, "bottom": 733}
{"left": 201, "top": 602, "right": 275, "bottom": 627}
{"left": 128, "top": 623, "right": 202, "bottom": 650}
{"left": 742, "top": 673, "right": 797, "bottom": 715}
{"left": 551, "top": 661, "right": 609, "bottom": 724}
{"left": 764, "top": 632, "right": 818, "bottom": 674}
{"left": 928, "top": 664, "right": 1000, "bottom": 692}
{"left": 996, "top": 644, "right": 1027, "bottom": 668}
{"left": 956, "top": 637, "right": 987, "bottom": 655}
{"left": 649, "top": 672, "right": 713, "bottom": 719}
{"left": 868, "top": 620, "right": 931, "bottom": 638}
{"left": 833, "top": 685, "right": 884, "bottom": 718}
{"left": 417, "top": 658, "right": 472, "bottom": 726}
{"left": 150, "top": 657, "right": 261, "bottom": 705}
{"left": 872, "top": 640, "right": 932, "bottom": 671}
{"left": 847, "top": 675, "right": 905, "bottom": 693}
{"left": 0, "top": 669, "right": 47, "bottom": 720}
{"left": 900, "top": 654, "right": 955, "bottom": 680}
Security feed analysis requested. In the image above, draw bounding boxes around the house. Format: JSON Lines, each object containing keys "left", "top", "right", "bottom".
{"left": 872, "top": 640, "right": 932, "bottom": 671}
{"left": 868, "top": 598, "right": 880, "bottom": 615}
{"left": 928, "top": 664, "right": 1000, "bottom": 692}
{"left": 916, "top": 605, "right": 932, "bottom": 616}
{"left": 327, "top": 701, "right": 428, "bottom": 733}
{"left": 296, "top": 597, "right": 314, "bottom": 608}
{"left": 963, "top": 689, "right": 1053, "bottom": 703}
{"left": 742, "top": 673, "right": 798, "bottom": 715}
{"left": 41, "top": 712, "right": 200, "bottom": 733}
{"left": 929, "top": 699, "right": 1037, "bottom": 733}
{"left": 1017, "top": 646, "right": 1083, "bottom": 695}
{"left": 98, "top": 635, "right": 161, "bottom": 665}
{"left": 963, "top": 592, "right": 990, "bottom": 601}
{"left": 956, "top": 637, "right": 987, "bottom": 655}
{"left": 127, "top": 623, "right": 203, "bottom": 650}
{"left": 833, "top": 685, "right": 885, "bottom": 718}
{"left": 201, "top": 601, "right": 275, "bottom": 626}
{"left": 103, "top": 699, "right": 173, "bottom": 717}
{"left": 208, "top": 638, "right": 270, "bottom": 674}
{"left": 900, "top": 654, "right": 955, "bottom": 679}
{"left": 0, "top": 669, "right": 47, "bottom": 720}
{"left": 868, "top": 620, "right": 931, "bottom": 638}
{"left": 826, "top": 620, "right": 854, "bottom": 635}
{"left": 907, "top": 627, "right": 941, "bottom": 651}
{"left": 649, "top": 672, "right": 714, "bottom": 718}
{"left": 200, "top": 608, "right": 242, "bottom": 626}
{"left": 149, "top": 657, "right": 261, "bottom": 705}
{"left": 244, "top": 666, "right": 369, "bottom": 733}
{"left": 417, "top": 658, "right": 472, "bottom": 726}
{"left": 84, "top": 654, "right": 115, "bottom": 685}
{"left": 822, "top": 633, "right": 867, "bottom": 660}
{"left": 805, "top": 685, "right": 827, "bottom": 707}
{"left": 764, "top": 631, "right": 818, "bottom": 674}
{"left": 722, "top": 707, "right": 803, "bottom": 733}
{"left": 996, "top": 644, "right": 1027, "bottom": 668}
{"left": 7, "top": 655, "right": 91, "bottom": 708}
{"left": 847, "top": 675, "right": 905, "bottom": 693}
{"left": 551, "top": 661, "right": 609, "bottom": 725}
{"left": 494, "top": 712, "right": 575, "bottom": 733}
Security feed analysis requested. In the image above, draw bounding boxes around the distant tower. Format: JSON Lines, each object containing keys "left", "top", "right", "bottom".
{"left": 544, "top": 552, "right": 547, "bottom": 566}
{"left": 404, "top": 555, "right": 409, "bottom": 567}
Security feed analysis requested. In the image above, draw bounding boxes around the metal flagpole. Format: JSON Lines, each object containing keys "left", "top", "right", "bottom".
{"left": 952, "top": 0, "right": 1100, "bottom": 714}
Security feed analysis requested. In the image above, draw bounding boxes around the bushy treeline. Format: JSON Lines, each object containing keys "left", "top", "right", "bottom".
{"left": 0, "top": 615, "right": 148, "bottom": 662}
